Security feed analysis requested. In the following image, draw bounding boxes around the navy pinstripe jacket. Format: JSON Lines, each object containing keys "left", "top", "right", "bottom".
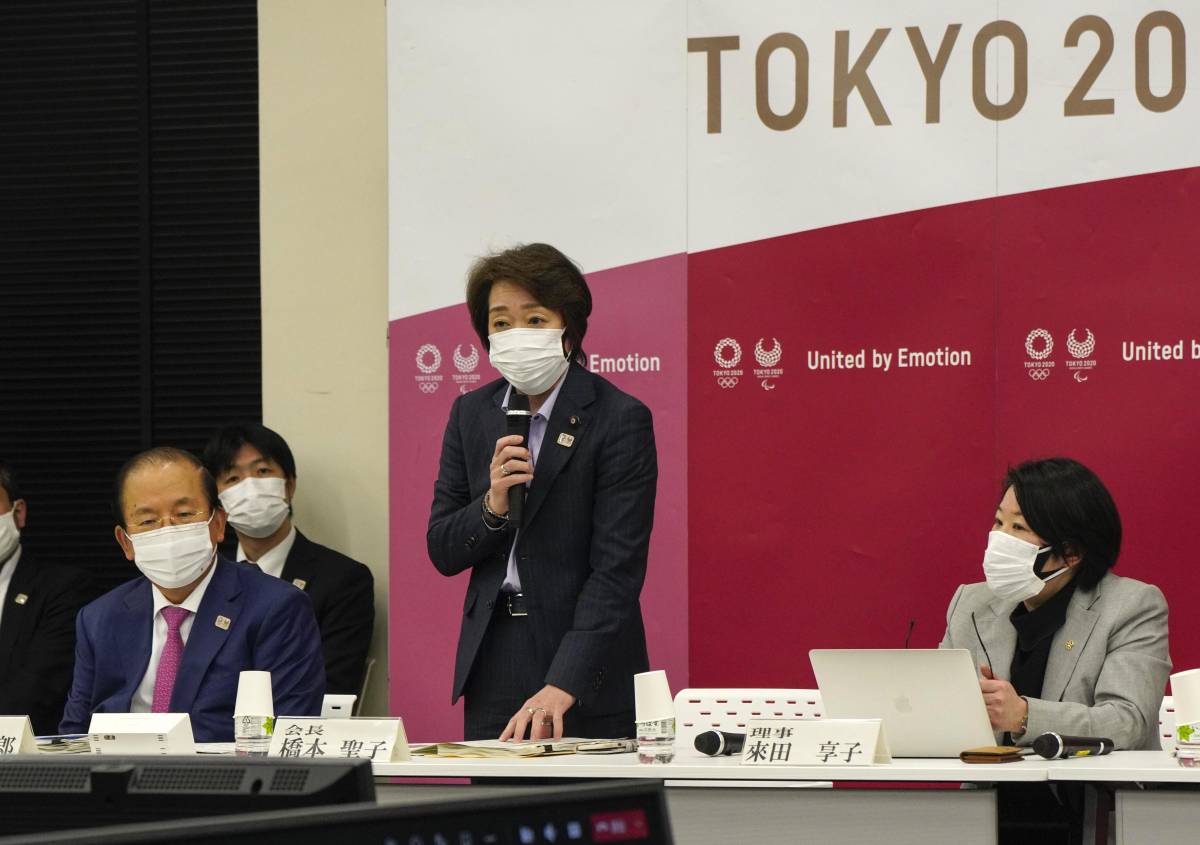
{"left": 428, "top": 363, "right": 657, "bottom": 715}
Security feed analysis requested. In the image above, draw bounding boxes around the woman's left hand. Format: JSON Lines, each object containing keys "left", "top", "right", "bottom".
{"left": 979, "top": 665, "right": 1028, "bottom": 732}
{"left": 500, "top": 684, "right": 577, "bottom": 741}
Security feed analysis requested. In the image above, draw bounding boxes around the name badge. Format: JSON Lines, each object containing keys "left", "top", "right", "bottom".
{"left": 269, "top": 717, "right": 410, "bottom": 762}
{"left": 0, "top": 716, "right": 37, "bottom": 755}
{"left": 741, "top": 718, "right": 891, "bottom": 766}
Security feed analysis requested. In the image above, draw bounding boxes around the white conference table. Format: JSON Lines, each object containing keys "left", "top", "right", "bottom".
{"left": 370, "top": 749, "right": 1200, "bottom": 845}
{"left": 373, "top": 748, "right": 1046, "bottom": 845}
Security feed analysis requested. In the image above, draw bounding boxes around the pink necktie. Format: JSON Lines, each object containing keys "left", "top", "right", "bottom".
{"left": 152, "top": 606, "right": 191, "bottom": 713}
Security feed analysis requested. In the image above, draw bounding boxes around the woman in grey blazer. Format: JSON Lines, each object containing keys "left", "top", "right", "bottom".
{"left": 941, "top": 457, "right": 1170, "bottom": 751}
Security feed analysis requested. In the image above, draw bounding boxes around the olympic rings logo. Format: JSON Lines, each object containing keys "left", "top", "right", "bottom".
{"left": 1025, "top": 329, "right": 1053, "bottom": 360}
{"left": 416, "top": 343, "right": 443, "bottom": 373}
{"left": 1028, "top": 369, "right": 1051, "bottom": 381}
{"left": 716, "top": 377, "right": 739, "bottom": 389}
{"left": 713, "top": 338, "right": 743, "bottom": 368}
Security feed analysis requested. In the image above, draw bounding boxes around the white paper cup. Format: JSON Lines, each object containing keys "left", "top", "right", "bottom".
{"left": 234, "top": 670, "right": 274, "bottom": 718}
{"left": 321, "top": 694, "right": 357, "bottom": 718}
{"left": 1171, "top": 668, "right": 1200, "bottom": 725}
{"left": 634, "top": 670, "right": 674, "bottom": 723}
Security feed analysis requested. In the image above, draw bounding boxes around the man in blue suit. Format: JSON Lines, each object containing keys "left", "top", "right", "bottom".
{"left": 60, "top": 447, "right": 324, "bottom": 741}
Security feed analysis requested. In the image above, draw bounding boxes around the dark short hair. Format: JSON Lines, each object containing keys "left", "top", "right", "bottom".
{"left": 0, "top": 459, "right": 22, "bottom": 505}
{"left": 465, "top": 242, "right": 592, "bottom": 365}
{"left": 1002, "top": 457, "right": 1121, "bottom": 591}
{"left": 201, "top": 423, "right": 297, "bottom": 481}
{"left": 113, "top": 447, "right": 219, "bottom": 527}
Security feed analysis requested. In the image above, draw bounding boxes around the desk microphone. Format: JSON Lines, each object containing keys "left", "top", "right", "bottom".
{"left": 505, "top": 390, "right": 532, "bottom": 526}
{"left": 694, "top": 730, "right": 746, "bottom": 757}
{"left": 1031, "top": 732, "right": 1115, "bottom": 760}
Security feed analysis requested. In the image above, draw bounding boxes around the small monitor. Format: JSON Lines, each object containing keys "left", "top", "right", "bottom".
{"left": 12, "top": 778, "right": 673, "bottom": 845}
{"left": 0, "top": 756, "right": 374, "bottom": 838}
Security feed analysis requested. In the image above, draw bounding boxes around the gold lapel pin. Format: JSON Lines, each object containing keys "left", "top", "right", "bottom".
{"left": 14, "top": 593, "right": 28, "bottom": 605}
{"left": 557, "top": 433, "right": 575, "bottom": 448}
{"left": 292, "top": 578, "right": 308, "bottom": 590}
{"left": 1065, "top": 640, "right": 1075, "bottom": 650}
{"left": 215, "top": 615, "right": 232, "bottom": 631}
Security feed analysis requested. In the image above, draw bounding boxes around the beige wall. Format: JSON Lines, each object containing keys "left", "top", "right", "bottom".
{"left": 257, "top": 0, "right": 389, "bottom": 715}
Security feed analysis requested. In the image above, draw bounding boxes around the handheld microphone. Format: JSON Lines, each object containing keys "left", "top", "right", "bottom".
{"left": 505, "top": 390, "right": 532, "bottom": 526}
{"left": 1031, "top": 732, "right": 1115, "bottom": 760}
{"left": 693, "top": 730, "right": 746, "bottom": 757}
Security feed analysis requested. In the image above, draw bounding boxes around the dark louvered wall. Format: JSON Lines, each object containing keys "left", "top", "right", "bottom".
{"left": 0, "top": 0, "right": 261, "bottom": 590}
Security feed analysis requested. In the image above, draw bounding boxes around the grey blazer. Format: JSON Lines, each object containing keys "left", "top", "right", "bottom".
{"left": 940, "top": 572, "right": 1171, "bottom": 750}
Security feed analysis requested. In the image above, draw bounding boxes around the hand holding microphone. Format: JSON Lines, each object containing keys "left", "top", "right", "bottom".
{"left": 487, "top": 390, "right": 533, "bottom": 522}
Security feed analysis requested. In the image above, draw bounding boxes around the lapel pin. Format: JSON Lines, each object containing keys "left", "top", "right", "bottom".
{"left": 557, "top": 433, "right": 575, "bottom": 448}
{"left": 14, "top": 593, "right": 28, "bottom": 605}
{"left": 292, "top": 578, "right": 308, "bottom": 590}
{"left": 215, "top": 615, "right": 232, "bottom": 631}
{"left": 569, "top": 415, "right": 580, "bottom": 427}
{"left": 1065, "top": 640, "right": 1075, "bottom": 650}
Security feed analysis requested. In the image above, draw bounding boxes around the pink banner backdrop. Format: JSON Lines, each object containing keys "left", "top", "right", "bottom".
{"left": 687, "top": 168, "right": 1200, "bottom": 688}
{"left": 389, "top": 256, "right": 687, "bottom": 740}
{"left": 389, "top": 2, "right": 1200, "bottom": 738}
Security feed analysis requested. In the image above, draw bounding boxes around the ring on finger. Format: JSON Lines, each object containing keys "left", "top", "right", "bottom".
{"left": 501, "top": 463, "right": 511, "bottom": 476}
{"left": 526, "top": 706, "right": 544, "bottom": 716}
{"left": 540, "top": 719, "right": 554, "bottom": 727}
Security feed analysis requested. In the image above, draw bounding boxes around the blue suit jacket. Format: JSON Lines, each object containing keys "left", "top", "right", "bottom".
{"left": 60, "top": 557, "right": 325, "bottom": 741}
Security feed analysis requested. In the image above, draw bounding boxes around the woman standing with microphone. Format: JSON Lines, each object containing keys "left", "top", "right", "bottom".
{"left": 427, "top": 243, "right": 658, "bottom": 742}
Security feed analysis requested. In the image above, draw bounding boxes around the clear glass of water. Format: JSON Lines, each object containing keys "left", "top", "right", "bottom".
{"left": 234, "top": 714, "right": 274, "bottom": 756}
{"left": 636, "top": 717, "right": 676, "bottom": 764}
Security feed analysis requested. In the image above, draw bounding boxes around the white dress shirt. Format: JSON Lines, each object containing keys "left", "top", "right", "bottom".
{"left": 130, "top": 560, "right": 218, "bottom": 713}
{"left": 236, "top": 525, "right": 296, "bottom": 579}
{"left": 0, "top": 545, "right": 19, "bottom": 631}
{"left": 500, "top": 377, "right": 566, "bottom": 593}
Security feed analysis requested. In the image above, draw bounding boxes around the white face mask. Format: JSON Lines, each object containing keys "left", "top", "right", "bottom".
{"left": 488, "top": 328, "right": 570, "bottom": 396}
{"left": 982, "top": 530, "right": 1068, "bottom": 602}
{"left": 125, "top": 514, "right": 216, "bottom": 590}
{"left": 219, "top": 477, "right": 290, "bottom": 539}
{"left": 0, "top": 509, "right": 20, "bottom": 564}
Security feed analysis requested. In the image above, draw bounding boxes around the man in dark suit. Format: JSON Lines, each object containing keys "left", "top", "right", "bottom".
{"left": 202, "top": 424, "right": 375, "bottom": 698}
{"left": 0, "top": 460, "right": 94, "bottom": 735}
{"left": 428, "top": 243, "right": 658, "bottom": 741}
{"left": 60, "top": 447, "right": 324, "bottom": 741}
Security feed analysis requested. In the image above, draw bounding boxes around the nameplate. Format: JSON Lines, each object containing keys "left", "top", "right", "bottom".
{"left": 0, "top": 716, "right": 37, "bottom": 755}
{"left": 88, "top": 712, "right": 196, "bottom": 755}
{"left": 740, "top": 718, "right": 891, "bottom": 766}
{"left": 268, "top": 717, "right": 411, "bottom": 762}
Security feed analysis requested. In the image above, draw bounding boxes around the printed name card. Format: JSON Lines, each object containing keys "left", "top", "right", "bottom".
{"left": 740, "top": 719, "right": 891, "bottom": 766}
{"left": 268, "top": 717, "right": 411, "bottom": 762}
{"left": 0, "top": 716, "right": 37, "bottom": 755}
{"left": 88, "top": 712, "right": 196, "bottom": 755}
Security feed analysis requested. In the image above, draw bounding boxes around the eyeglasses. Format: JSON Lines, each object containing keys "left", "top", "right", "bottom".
{"left": 971, "top": 612, "right": 994, "bottom": 671}
{"left": 127, "top": 510, "right": 213, "bottom": 533}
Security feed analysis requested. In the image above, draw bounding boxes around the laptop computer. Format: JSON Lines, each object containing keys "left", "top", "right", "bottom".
{"left": 809, "top": 648, "right": 996, "bottom": 757}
